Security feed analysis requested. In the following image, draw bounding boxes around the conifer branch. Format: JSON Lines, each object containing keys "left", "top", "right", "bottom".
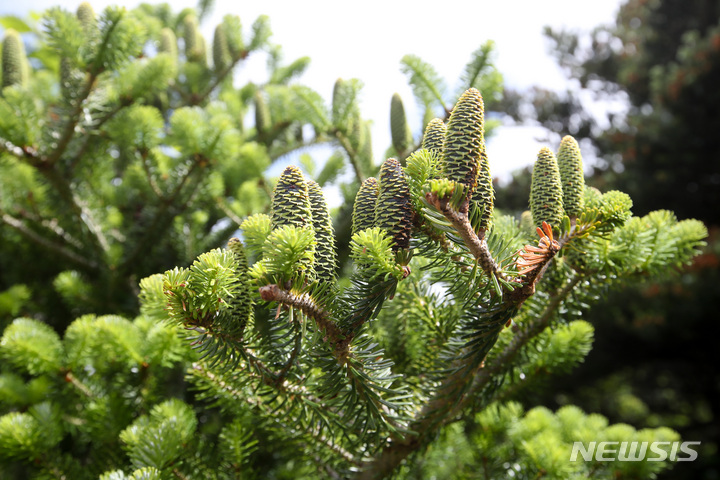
{"left": 69, "top": 102, "right": 128, "bottom": 171}
{"left": 139, "top": 148, "right": 164, "bottom": 199}
{"left": 426, "top": 192, "right": 507, "bottom": 283}
{"left": 464, "top": 274, "right": 583, "bottom": 407}
{"left": 332, "top": 129, "right": 365, "bottom": 183}
{"left": 191, "top": 51, "right": 248, "bottom": 105}
{"left": 1, "top": 212, "right": 99, "bottom": 271}
{"left": 274, "top": 312, "right": 303, "bottom": 387}
{"left": 215, "top": 197, "right": 245, "bottom": 227}
{"left": 120, "top": 161, "right": 203, "bottom": 274}
{"left": 0, "top": 136, "right": 30, "bottom": 159}
{"left": 63, "top": 370, "right": 95, "bottom": 398}
{"left": 15, "top": 210, "right": 84, "bottom": 251}
{"left": 47, "top": 73, "right": 98, "bottom": 165}
{"left": 193, "top": 361, "right": 357, "bottom": 467}
{"left": 259, "top": 284, "right": 345, "bottom": 354}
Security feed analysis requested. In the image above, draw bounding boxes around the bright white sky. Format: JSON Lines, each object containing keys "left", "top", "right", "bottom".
{"left": 5, "top": 0, "right": 624, "bottom": 197}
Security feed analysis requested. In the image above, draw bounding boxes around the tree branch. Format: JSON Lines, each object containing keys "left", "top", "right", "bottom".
{"left": 453, "top": 274, "right": 583, "bottom": 417}
{"left": 425, "top": 192, "right": 507, "bottom": 282}
{"left": 191, "top": 51, "right": 248, "bottom": 106}
{"left": 1, "top": 212, "right": 98, "bottom": 271}
{"left": 259, "top": 284, "right": 346, "bottom": 356}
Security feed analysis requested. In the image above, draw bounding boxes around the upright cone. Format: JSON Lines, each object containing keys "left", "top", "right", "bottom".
{"left": 422, "top": 118, "right": 446, "bottom": 156}
{"left": 271, "top": 166, "right": 312, "bottom": 230}
{"left": 2, "top": 30, "right": 27, "bottom": 89}
{"left": 352, "top": 177, "right": 379, "bottom": 236}
{"left": 375, "top": 158, "right": 413, "bottom": 251}
{"left": 226, "top": 238, "right": 255, "bottom": 335}
{"left": 307, "top": 180, "right": 337, "bottom": 283}
{"left": 530, "top": 147, "right": 564, "bottom": 228}
{"left": 442, "top": 88, "right": 485, "bottom": 195}
{"left": 556, "top": 135, "right": 585, "bottom": 219}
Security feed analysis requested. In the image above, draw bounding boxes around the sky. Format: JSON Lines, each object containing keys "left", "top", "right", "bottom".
{"left": 3, "top": 0, "right": 624, "bottom": 197}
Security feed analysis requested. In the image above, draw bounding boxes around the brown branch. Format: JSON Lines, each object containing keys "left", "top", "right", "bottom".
{"left": 259, "top": 284, "right": 346, "bottom": 357}
{"left": 63, "top": 370, "right": 94, "bottom": 398}
{"left": 426, "top": 192, "right": 507, "bottom": 283}
{"left": 355, "top": 235, "right": 570, "bottom": 479}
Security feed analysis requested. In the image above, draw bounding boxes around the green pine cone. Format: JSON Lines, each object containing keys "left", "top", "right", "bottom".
{"left": 226, "top": 238, "right": 254, "bottom": 335}
{"left": 390, "top": 93, "right": 412, "bottom": 154}
{"left": 556, "top": 135, "right": 585, "bottom": 218}
{"left": 530, "top": 147, "right": 564, "bottom": 228}
{"left": 76, "top": 2, "right": 96, "bottom": 33}
{"left": 331, "top": 77, "right": 345, "bottom": 124}
{"left": 422, "top": 118, "right": 446, "bottom": 156}
{"left": 197, "top": 35, "right": 208, "bottom": 65}
{"left": 470, "top": 147, "right": 494, "bottom": 232}
{"left": 2, "top": 30, "right": 27, "bottom": 89}
{"left": 307, "top": 180, "right": 337, "bottom": 283}
{"left": 357, "top": 121, "right": 374, "bottom": 175}
{"left": 352, "top": 177, "right": 379, "bottom": 235}
{"left": 159, "top": 28, "right": 178, "bottom": 59}
{"left": 254, "top": 90, "right": 271, "bottom": 139}
{"left": 183, "top": 16, "right": 202, "bottom": 62}
{"left": 212, "top": 24, "right": 231, "bottom": 73}
{"left": 375, "top": 158, "right": 413, "bottom": 251}
{"left": 442, "top": 88, "right": 485, "bottom": 195}
{"left": 271, "top": 165, "right": 313, "bottom": 230}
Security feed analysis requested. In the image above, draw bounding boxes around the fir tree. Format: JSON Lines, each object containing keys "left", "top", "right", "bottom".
{"left": 0, "top": 4, "right": 708, "bottom": 480}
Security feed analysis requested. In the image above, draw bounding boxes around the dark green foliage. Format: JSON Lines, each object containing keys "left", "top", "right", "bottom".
{"left": 441, "top": 87, "right": 485, "bottom": 195}
{"left": 307, "top": 180, "right": 337, "bottom": 283}
{"left": 421, "top": 117, "right": 446, "bottom": 155}
{"left": 375, "top": 158, "right": 413, "bottom": 251}
{"left": 390, "top": 92, "right": 412, "bottom": 155}
{"left": 1, "top": 30, "right": 26, "bottom": 89}
{"left": 530, "top": 147, "right": 564, "bottom": 228}
{"left": 270, "top": 165, "right": 312, "bottom": 230}
{"left": 557, "top": 135, "right": 585, "bottom": 218}
{"left": 352, "top": 177, "right": 379, "bottom": 235}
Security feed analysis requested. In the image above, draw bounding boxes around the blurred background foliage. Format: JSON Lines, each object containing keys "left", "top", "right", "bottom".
{"left": 495, "top": 1, "right": 720, "bottom": 478}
